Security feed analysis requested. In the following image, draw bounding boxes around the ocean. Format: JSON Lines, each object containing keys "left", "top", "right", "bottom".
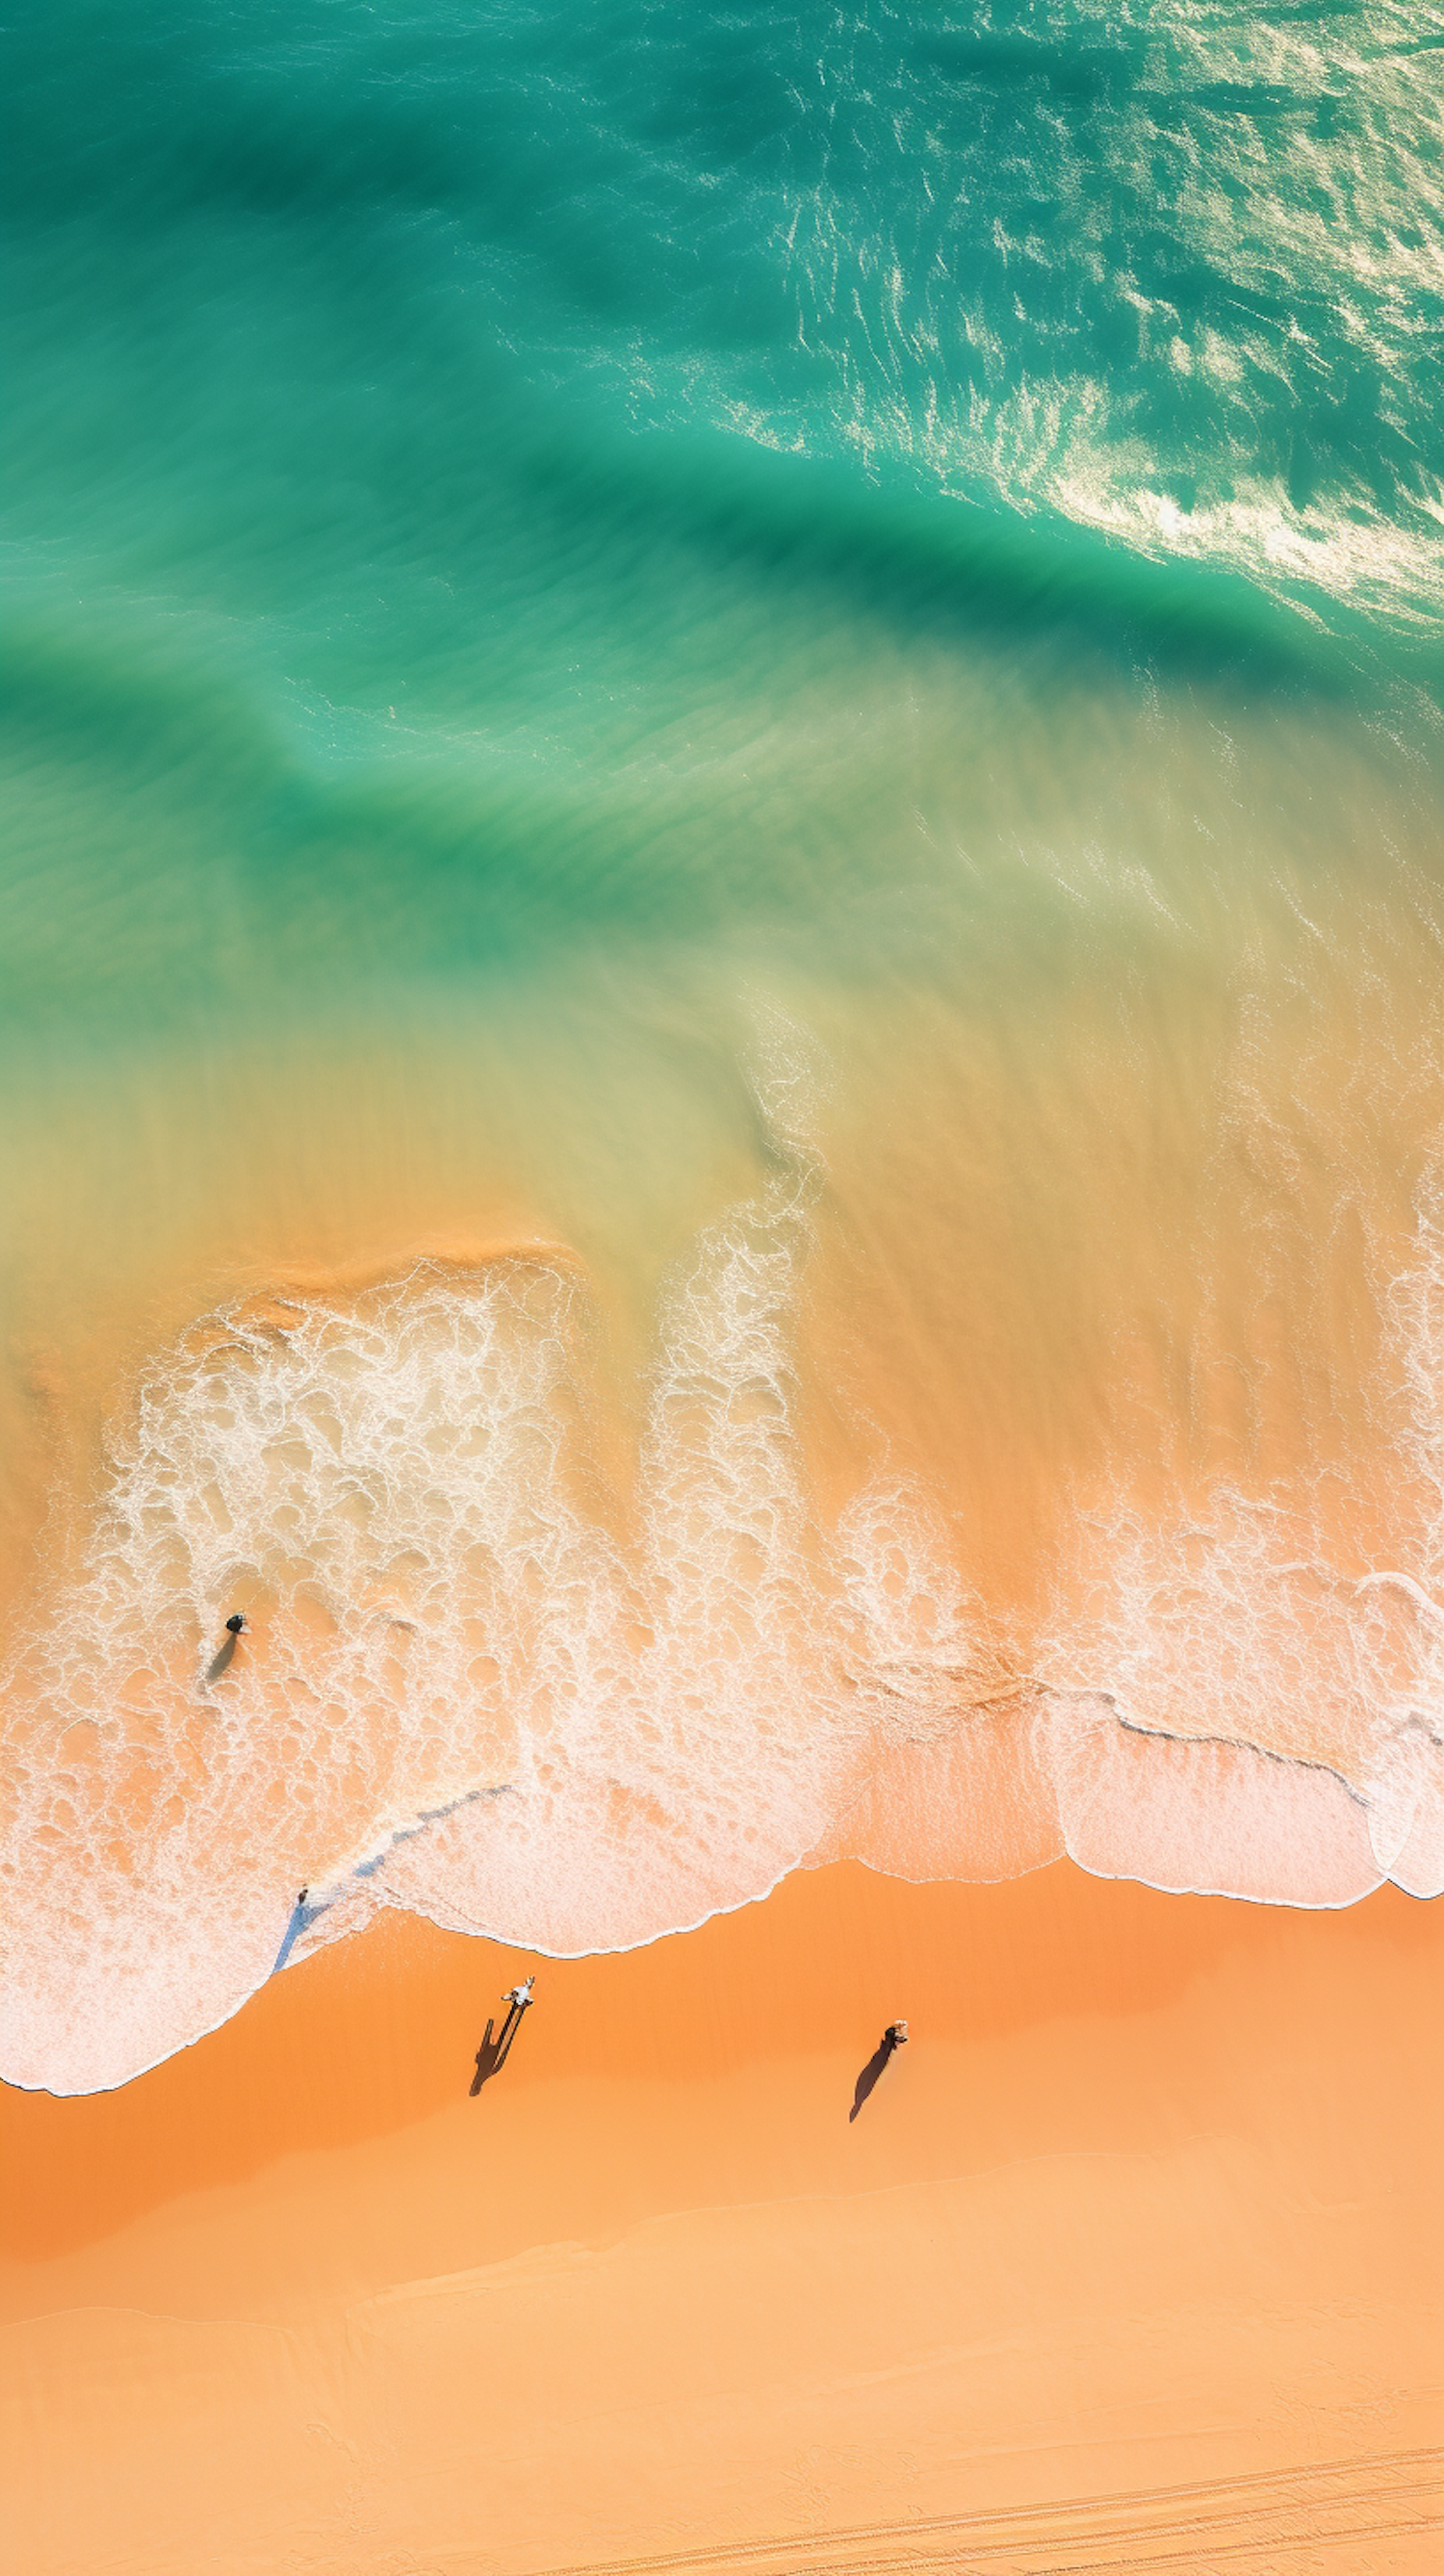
{"left": 2, "top": 0, "right": 1441, "bottom": 2093}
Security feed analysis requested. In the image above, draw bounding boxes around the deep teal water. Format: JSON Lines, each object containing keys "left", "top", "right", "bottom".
{"left": 3, "top": 0, "right": 1442, "bottom": 1019}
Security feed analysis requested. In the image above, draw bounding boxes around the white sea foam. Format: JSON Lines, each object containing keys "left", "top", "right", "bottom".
{"left": 3, "top": 1133, "right": 1439, "bottom": 2093}
{"left": 0, "top": 1169, "right": 971, "bottom": 2091}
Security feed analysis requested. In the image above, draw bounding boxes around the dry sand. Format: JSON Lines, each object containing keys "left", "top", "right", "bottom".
{"left": 2, "top": 1859, "right": 1440, "bottom": 2574}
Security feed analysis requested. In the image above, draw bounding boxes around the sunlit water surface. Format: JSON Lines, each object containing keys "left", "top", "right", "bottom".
{"left": 2, "top": 0, "right": 1441, "bottom": 2090}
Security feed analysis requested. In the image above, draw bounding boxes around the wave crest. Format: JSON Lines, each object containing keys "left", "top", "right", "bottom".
{"left": 3, "top": 1169, "right": 1440, "bottom": 2094}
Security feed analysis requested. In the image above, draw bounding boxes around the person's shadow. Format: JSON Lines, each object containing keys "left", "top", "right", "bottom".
{"left": 272, "top": 1891, "right": 324, "bottom": 1975}
{"left": 204, "top": 1634, "right": 239, "bottom": 1686}
{"left": 849, "top": 2026, "right": 904, "bottom": 2123}
{"left": 470, "top": 2000, "right": 528, "bottom": 2096}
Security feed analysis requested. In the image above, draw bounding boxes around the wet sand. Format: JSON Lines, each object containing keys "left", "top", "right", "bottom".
{"left": 2, "top": 1860, "right": 1440, "bottom": 2574}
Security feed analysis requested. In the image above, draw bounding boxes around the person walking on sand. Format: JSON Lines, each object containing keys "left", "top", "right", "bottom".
{"left": 472, "top": 1976, "right": 535, "bottom": 2095}
{"left": 849, "top": 2017, "right": 910, "bottom": 2122}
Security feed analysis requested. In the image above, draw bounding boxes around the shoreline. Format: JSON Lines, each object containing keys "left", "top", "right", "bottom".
{"left": 3, "top": 1859, "right": 1440, "bottom": 2570}
{"left": 11, "top": 1684, "right": 1430, "bottom": 2105}
{"left": 6, "top": 1849, "right": 1423, "bottom": 2255}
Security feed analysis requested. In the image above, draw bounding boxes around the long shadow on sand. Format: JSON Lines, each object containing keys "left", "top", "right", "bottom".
{"left": 849, "top": 2027, "right": 903, "bottom": 2123}
{"left": 470, "top": 2000, "right": 529, "bottom": 2096}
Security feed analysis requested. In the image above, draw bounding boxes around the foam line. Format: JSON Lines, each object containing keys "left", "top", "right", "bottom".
{"left": 3, "top": 1142, "right": 1440, "bottom": 2092}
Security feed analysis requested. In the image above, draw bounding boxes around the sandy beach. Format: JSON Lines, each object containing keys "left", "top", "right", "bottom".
{"left": 8, "top": 0, "right": 1444, "bottom": 2566}
{"left": 2, "top": 1857, "right": 1439, "bottom": 2574}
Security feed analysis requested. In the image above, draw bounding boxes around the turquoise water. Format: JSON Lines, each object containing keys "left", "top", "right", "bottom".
{"left": 5, "top": 0, "right": 1442, "bottom": 1011}
{"left": 3, "top": 0, "right": 1442, "bottom": 2091}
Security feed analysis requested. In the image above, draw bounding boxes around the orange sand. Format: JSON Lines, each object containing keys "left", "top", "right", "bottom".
{"left": 2, "top": 1860, "right": 1440, "bottom": 2574}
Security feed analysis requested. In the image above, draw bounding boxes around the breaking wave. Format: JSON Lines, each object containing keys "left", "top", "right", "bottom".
{"left": 3, "top": 1138, "right": 1440, "bottom": 2096}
